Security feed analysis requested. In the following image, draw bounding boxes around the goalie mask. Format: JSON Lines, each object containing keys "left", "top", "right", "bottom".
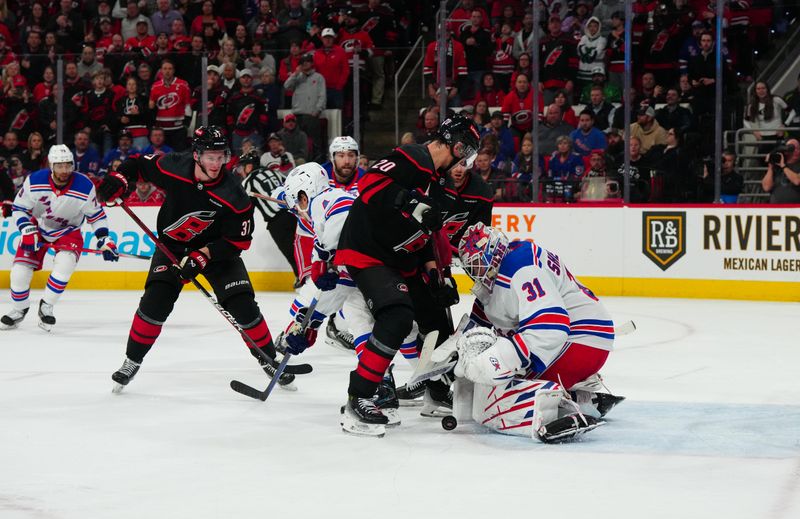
{"left": 283, "top": 162, "right": 329, "bottom": 211}
{"left": 458, "top": 222, "right": 509, "bottom": 292}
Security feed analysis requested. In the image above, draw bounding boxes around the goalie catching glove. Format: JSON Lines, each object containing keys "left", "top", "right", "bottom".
{"left": 454, "top": 327, "right": 523, "bottom": 385}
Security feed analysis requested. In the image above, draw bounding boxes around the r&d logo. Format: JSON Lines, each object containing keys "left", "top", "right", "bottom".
{"left": 642, "top": 212, "right": 686, "bottom": 271}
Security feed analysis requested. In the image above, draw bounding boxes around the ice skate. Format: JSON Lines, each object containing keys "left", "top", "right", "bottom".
{"left": 570, "top": 374, "right": 625, "bottom": 417}
{"left": 0, "top": 307, "right": 29, "bottom": 330}
{"left": 258, "top": 354, "right": 297, "bottom": 391}
{"left": 420, "top": 379, "right": 453, "bottom": 417}
{"left": 340, "top": 395, "right": 388, "bottom": 437}
{"left": 325, "top": 317, "right": 355, "bottom": 352}
{"left": 396, "top": 379, "right": 425, "bottom": 406}
{"left": 111, "top": 358, "right": 141, "bottom": 393}
{"left": 373, "top": 365, "right": 400, "bottom": 426}
{"left": 37, "top": 300, "right": 55, "bottom": 332}
{"left": 536, "top": 413, "right": 604, "bottom": 443}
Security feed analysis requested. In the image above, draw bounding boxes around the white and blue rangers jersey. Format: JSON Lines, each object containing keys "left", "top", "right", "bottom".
{"left": 11, "top": 169, "right": 108, "bottom": 240}
{"left": 307, "top": 187, "right": 356, "bottom": 263}
{"left": 470, "top": 240, "right": 614, "bottom": 377}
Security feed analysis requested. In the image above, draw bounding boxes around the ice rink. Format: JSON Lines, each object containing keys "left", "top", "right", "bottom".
{"left": 1, "top": 290, "right": 799, "bottom": 519}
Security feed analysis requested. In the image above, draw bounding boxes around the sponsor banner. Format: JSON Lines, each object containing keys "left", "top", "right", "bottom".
{"left": 2, "top": 204, "right": 798, "bottom": 300}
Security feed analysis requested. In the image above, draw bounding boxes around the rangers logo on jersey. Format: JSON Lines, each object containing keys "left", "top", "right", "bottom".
{"left": 163, "top": 210, "right": 217, "bottom": 242}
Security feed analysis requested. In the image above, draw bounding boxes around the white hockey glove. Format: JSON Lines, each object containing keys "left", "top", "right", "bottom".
{"left": 455, "top": 329, "right": 523, "bottom": 386}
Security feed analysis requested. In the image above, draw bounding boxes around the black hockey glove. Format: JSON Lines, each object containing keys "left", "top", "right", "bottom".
{"left": 2, "top": 200, "right": 11, "bottom": 218}
{"left": 177, "top": 250, "right": 209, "bottom": 282}
{"left": 395, "top": 190, "right": 442, "bottom": 233}
{"left": 97, "top": 172, "right": 129, "bottom": 204}
{"left": 427, "top": 268, "right": 459, "bottom": 308}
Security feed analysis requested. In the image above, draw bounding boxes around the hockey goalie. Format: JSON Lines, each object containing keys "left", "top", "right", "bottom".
{"left": 444, "top": 222, "right": 624, "bottom": 443}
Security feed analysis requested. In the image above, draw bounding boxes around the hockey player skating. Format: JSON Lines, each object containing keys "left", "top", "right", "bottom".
{"left": 446, "top": 222, "right": 623, "bottom": 442}
{"left": 1, "top": 144, "right": 119, "bottom": 332}
{"left": 333, "top": 115, "right": 481, "bottom": 436}
{"left": 97, "top": 126, "right": 301, "bottom": 392}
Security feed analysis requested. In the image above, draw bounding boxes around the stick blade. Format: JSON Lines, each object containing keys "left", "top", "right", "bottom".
{"left": 230, "top": 379, "right": 268, "bottom": 401}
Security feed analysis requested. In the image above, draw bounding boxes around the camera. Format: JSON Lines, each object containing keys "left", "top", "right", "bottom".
{"left": 768, "top": 144, "right": 796, "bottom": 165}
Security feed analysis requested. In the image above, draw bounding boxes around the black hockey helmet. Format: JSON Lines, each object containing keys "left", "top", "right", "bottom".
{"left": 436, "top": 115, "right": 482, "bottom": 168}
{"left": 238, "top": 150, "right": 261, "bottom": 168}
{"left": 193, "top": 125, "right": 228, "bottom": 154}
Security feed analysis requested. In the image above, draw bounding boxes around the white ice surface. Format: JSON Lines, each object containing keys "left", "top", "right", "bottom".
{"left": 1, "top": 291, "right": 799, "bottom": 519}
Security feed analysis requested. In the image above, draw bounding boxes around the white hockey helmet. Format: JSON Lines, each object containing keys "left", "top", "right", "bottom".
{"left": 283, "top": 162, "right": 330, "bottom": 210}
{"left": 458, "top": 222, "right": 509, "bottom": 292}
{"left": 328, "top": 136, "right": 359, "bottom": 158}
{"left": 48, "top": 144, "right": 75, "bottom": 168}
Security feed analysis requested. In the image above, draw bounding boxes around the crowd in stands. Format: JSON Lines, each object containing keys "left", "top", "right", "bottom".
{"left": 0, "top": 1, "right": 797, "bottom": 206}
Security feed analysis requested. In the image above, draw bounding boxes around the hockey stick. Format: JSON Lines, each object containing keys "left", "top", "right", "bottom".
{"left": 246, "top": 191, "right": 290, "bottom": 207}
{"left": 52, "top": 245, "right": 152, "bottom": 260}
{"left": 430, "top": 230, "right": 455, "bottom": 334}
{"left": 116, "top": 201, "right": 312, "bottom": 377}
{"left": 230, "top": 294, "right": 320, "bottom": 401}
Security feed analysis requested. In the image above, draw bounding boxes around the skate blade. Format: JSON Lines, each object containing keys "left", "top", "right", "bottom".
{"left": 383, "top": 408, "right": 401, "bottom": 427}
{"left": 38, "top": 320, "right": 52, "bottom": 332}
{"left": 112, "top": 382, "right": 126, "bottom": 394}
{"left": 420, "top": 403, "right": 452, "bottom": 417}
{"left": 398, "top": 397, "right": 424, "bottom": 407}
{"left": 340, "top": 408, "right": 387, "bottom": 437}
{"left": 538, "top": 421, "right": 605, "bottom": 444}
{"left": 324, "top": 336, "right": 356, "bottom": 354}
{"left": 0, "top": 323, "right": 19, "bottom": 330}
{"left": 278, "top": 380, "right": 298, "bottom": 391}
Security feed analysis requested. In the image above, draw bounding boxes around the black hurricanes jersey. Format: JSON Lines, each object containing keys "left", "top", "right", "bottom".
{"left": 442, "top": 172, "right": 493, "bottom": 248}
{"left": 335, "top": 143, "right": 456, "bottom": 273}
{"left": 117, "top": 152, "right": 254, "bottom": 260}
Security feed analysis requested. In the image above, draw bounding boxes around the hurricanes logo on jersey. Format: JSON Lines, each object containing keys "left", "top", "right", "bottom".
{"left": 392, "top": 230, "right": 429, "bottom": 254}
{"left": 156, "top": 92, "right": 180, "bottom": 110}
{"left": 163, "top": 210, "right": 217, "bottom": 242}
{"left": 237, "top": 104, "right": 256, "bottom": 126}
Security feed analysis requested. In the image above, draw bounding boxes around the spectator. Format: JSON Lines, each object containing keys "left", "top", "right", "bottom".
{"left": 640, "top": 7, "right": 681, "bottom": 89}
{"left": 743, "top": 81, "right": 789, "bottom": 152}
{"left": 38, "top": 84, "right": 76, "bottom": 146}
{"left": 216, "top": 37, "right": 241, "bottom": 68}
{"left": 245, "top": 41, "right": 276, "bottom": 78}
{"left": 83, "top": 71, "right": 116, "bottom": 157}
{"left": 501, "top": 72, "right": 536, "bottom": 139}
{"left": 553, "top": 89, "right": 579, "bottom": 127}
{"left": 638, "top": 72, "right": 664, "bottom": 108}
{"left": 260, "top": 133, "right": 295, "bottom": 174}
{"left": 362, "top": 0, "right": 398, "bottom": 109}
{"left": 121, "top": 1, "right": 154, "bottom": 41}
{"left": 20, "top": 30, "right": 48, "bottom": 85}
{"left": 490, "top": 22, "right": 516, "bottom": 93}
{"left": 254, "top": 68, "right": 280, "bottom": 133}
{"left": 314, "top": 28, "right": 349, "bottom": 110}
{"left": 400, "top": 132, "right": 415, "bottom": 145}
{"left": 416, "top": 108, "right": 439, "bottom": 144}
{"left": 473, "top": 148, "right": 505, "bottom": 201}
{"left": 509, "top": 52, "right": 532, "bottom": 92}
{"left": 5, "top": 154, "right": 29, "bottom": 191}
{"left": 576, "top": 16, "right": 606, "bottom": 90}
{"left": 630, "top": 106, "right": 668, "bottom": 154}
{"left": 219, "top": 62, "right": 238, "bottom": 90}
{"left": 278, "top": 40, "right": 304, "bottom": 109}
{"left": 579, "top": 151, "right": 611, "bottom": 200}
{"left": 191, "top": 0, "right": 226, "bottom": 36}
{"left": 71, "top": 130, "right": 101, "bottom": 177}
{"left": 450, "top": 0, "right": 490, "bottom": 35}
{"left": 125, "top": 19, "right": 157, "bottom": 55}
{"left": 579, "top": 67, "right": 621, "bottom": 104}
{"left": 613, "top": 136, "right": 654, "bottom": 203}
{"left": 761, "top": 138, "right": 800, "bottom": 203}
{"left": 284, "top": 53, "right": 326, "bottom": 161}
{"left": 276, "top": 0, "right": 311, "bottom": 49}
{"left": 485, "top": 111, "right": 516, "bottom": 165}
{"left": 358, "top": 155, "right": 370, "bottom": 170}
{"left": 247, "top": 0, "right": 279, "bottom": 44}
{"left": 0, "top": 131, "right": 23, "bottom": 162}
{"left": 141, "top": 127, "right": 173, "bottom": 156}
{"left": 115, "top": 76, "right": 152, "bottom": 151}
{"left": 21, "top": 132, "right": 46, "bottom": 172}
{"left": 512, "top": 10, "right": 535, "bottom": 59}
{"left": 538, "top": 104, "right": 575, "bottom": 156}
{"left": 570, "top": 110, "right": 607, "bottom": 156}
{"left": 459, "top": 8, "right": 492, "bottom": 95}
{"left": 783, "top": 73, "right": 800, "bottom": 137}
{"left": 193, "top": 65, "right": 229, "bottom": 129}
{"left": 688, "top": 31, "right": 719, "bottom": 116}
{"left": 151, "top": 0, "right": 183, "bottom": 37}
{"left": 547, "top": 136, "right": 585, "bottom": 180}
{"left": 678, "top": 21, "right": 705, "bottom": 77}
{"left": 510, "top": 132, "right": 544, "bottom": 201}
{"left": 605, "top": 11, "right": 625, "bottom": 88}
{"left": 474, "top": 72, "right": 505, "bottom": 108}
{"left": 32, "top": 65, "right": 55, "bottom": 103}
{"left": 126, "top": 178, "right": 166, "bottom": 206}
{"left": 277, "top": 113, "right": 308, "bottom": 164}
{"left": 473, "top": 100, "right": 490, "bottom": 126}
{"left": 656, "top": 88, "right": 694, "bottom": 133}
{"left": 678, "top": 74, "right": 695, "bottom": 104}
{"left": 702, "top": 151, "right": 743, "bottom": 203}
{"left": 423, "top": 32, "right": 468, "bottom": 107}
{"left": 227, "top": 69, "right": 268, "bottom": 154}
{"left": 584, "top": 85, "right": 614, "bottom": 131}
{"left": 594, "top": 0, "right": 625, "bottom": 31}
{"left": 539, "top": 14, "right": 577, "bottom": 104}
{"left": 649, "top": 128, "right": 692, "bottom": 202}
{"left": 149, "top": 59, "right": 191, "bottom": 151}
{"left": 49, "top": 0, "right": 84, "bottom": 50}
{"left": 169, "top": 18, "right": 192, "bottom": 53}
{"left": 136, "top": 62, "right": 155, "bottom": 96}
{"left": 101, "top": 130, "right": 139, "bottom": 172}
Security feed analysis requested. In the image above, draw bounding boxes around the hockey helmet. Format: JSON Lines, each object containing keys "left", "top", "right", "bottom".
{"left": 283, "top": 162, "right": 330, "bottom": 210}
{"left": 458, "top": 222, "right": 509, "bottom": 292}
{"left": 48, "top": 144, "right": 74, "bottom": 168}
{"left": 193, "top": 125, "right": 229, "bottom": 154}
{"left": 329, "top": 135, "right": 359, "bottom": 158}
{"left": 437, "top": 115, "right": 481, "bottom": 169}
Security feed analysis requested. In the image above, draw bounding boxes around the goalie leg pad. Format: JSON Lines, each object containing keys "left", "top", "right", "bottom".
{"left": 472, "top": 380, "right": 563, "bottom": 437}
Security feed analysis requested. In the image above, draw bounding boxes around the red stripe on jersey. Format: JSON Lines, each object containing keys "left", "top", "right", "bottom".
{"left": 396, "top": 147, "right": 434, "bottom": 176}
{"left": 243, "top": 318, "right": 272, "bottom": 349}
{"left": 208, "top": 190, "right": 252, "bottom": 214}
{"left": 512, "top": 333, "right": 531, "bottom": 358}
{"left": 224, "top": 237, "right": 252, "bottom": 250}
{"left": 358, "top": 173, "right": 392, "bottom": 204}
{"left": 155, "top": 157, "right": 193, "bottom": 184}
{"left": 333, "top": 248, "right": 384, "bottom": 269}
{"left": 129, "top": 313, "right": 163, "bottom": 346}
{"left": 356, "top": 349, "right": 392, "bottom": 383}
{"left": 482, "top": 401, "right": 535, "bottom": 424}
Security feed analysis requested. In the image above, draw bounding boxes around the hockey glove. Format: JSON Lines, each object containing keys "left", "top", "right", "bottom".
{"left": 284, "top": 326, "right": 318, "bottom": 355}
{"left": 427, "top": 268, "right": 459, "bottom": 308}
{"left": 97, "top": 172, "right": 129, "bottom": 204}
{"left": 20, "top": 225, "right": 41, "bottom": 253}
{"left": 97, "top": 235, "right": 119, "bottom": 262}
{"left": 310, "top": 261, "right": 338, "bottom": 291}
{"left": 177, "top": 250, "right": 209, "bottom": 281}
{"left": 395, "top": 190, "right": 442, "bottom": 233}
{"left": 2, "top": 201, "right": 11, "bottom": 218}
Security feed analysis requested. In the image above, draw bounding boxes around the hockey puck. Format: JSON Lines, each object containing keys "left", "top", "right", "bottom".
{"left": 441, "top": 415, "right": 457, "bottom": 431}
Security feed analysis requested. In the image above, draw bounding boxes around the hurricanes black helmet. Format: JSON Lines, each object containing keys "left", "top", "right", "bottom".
{"left": 437, "top": 115, "right": 481, "bottom": 168}
{"left": 193, "top": 125, "right": 228, "bottom": 153}
{"left": 238, "top": 150, "right": 261, "bottom": 168}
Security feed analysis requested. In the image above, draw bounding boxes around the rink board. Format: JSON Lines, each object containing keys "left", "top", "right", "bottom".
{"left": 0, "top": 204, "right": 798, "bottom": 301}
